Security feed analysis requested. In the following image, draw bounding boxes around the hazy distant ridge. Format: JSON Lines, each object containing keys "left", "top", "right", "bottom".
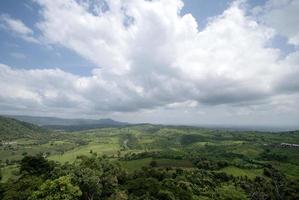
{"left": 6, "top": 115, "right": 129, "bottom": 131}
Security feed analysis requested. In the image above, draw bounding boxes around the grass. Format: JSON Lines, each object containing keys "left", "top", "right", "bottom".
{"left": 48, "top": 141, "right": 120, "bottom": 163}
{"left": 230, "top": 144, "right": 263, "bottom": 158}
{"left": 219, "top": 166, "right": 263, "bottom": 179}
{"left": 1, "top": 165, "right": 18, "bottom": 182}
{"left": 121, "top": 158, "right": 194, "bottom": 172}
{"left": 271, "top": 161, "right": 299, "bottom": 179}
{"left": 121, "top": 158, "right": 153, "bottom": 172}
{"left": 155, "top": 159, "right": 194, "bottom": 168}
{"left": 1, "top": 125, "right": 299, "bottom": 183}
{"left": 215, "top": 184, "right": 247, "bottom": 199}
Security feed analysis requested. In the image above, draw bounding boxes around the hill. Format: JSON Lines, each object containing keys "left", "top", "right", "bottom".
{"left": 1, "top": 124, "right": 299, "bottom": 199}
{"left": 7, "top": 115, "right": 129, "bottom": 131}
{"left": 0, "top": 116, "right": 48, "bottom": 139}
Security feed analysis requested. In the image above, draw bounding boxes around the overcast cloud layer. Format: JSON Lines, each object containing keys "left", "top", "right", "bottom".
{"left": 0, "top": 0, "right": 298, "bottom": 126}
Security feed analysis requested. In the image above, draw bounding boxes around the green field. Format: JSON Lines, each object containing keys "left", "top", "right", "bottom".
{"left": 121, "top": 158, "right": 153, "bottom": 172}
{"left": 1, "top": 165, "right": 18, "bottom": 183}
{"left": 49, "top": 140, "right": 120, "bottom": 163}
{"left": 219, "top": 166, "right": 263, "bottom": 179}
{"left": 1, "top": 121, "right": 299, "bottom": 199}
{"left": 121, "top": 158, "right": 194, "bottom": 172}
{"left": 2, "top": 125, "right": 299, "bottom": 179}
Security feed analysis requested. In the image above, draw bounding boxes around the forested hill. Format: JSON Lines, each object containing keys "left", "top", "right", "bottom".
{"left": 0, "top": 116, "right": 48, "bottom": 139}
{"left": 7, "top": 115, "right": 129, "bottom": 131}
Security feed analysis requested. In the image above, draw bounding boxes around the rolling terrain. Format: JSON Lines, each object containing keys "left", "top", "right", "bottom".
{"left": 0, "top": 116, "right": 299, "bottom": 199}
{"left": 0, "top": 116, "right": 49, "bottom": 139}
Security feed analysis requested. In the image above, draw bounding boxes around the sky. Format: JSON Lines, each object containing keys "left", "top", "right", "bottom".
{"left": 0, "top": 0, "right": 298, "bottom": 127}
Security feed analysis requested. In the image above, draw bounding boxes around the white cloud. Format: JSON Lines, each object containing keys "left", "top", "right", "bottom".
{"left": 275, "top": 51, "right": 299, "bottom": 93}
{"left": 0, "top": 0, "right": 298, "bottom": 125}
{"left": 0, "top": 14, "right": 39, "bottom": 43}
{"left": 255, "top": 0, "right": 299, "bottom": 46}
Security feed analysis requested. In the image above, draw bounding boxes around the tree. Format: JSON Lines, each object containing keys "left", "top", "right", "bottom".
{"left": 2, "top": 176, "right": 43, "bottom": 200}
{"left": 29, "top": 176, "right": 81, "bottom": 200}
{"left": 20, "top": 156, "right": 55, "bottom": 177}
{"left": 157, "top": 190, "right": 175, "bottom": 200}
{"left": 108, "top": 190, "right": 128, "bottom": 200}
{"left": 216, "top": 185, "right": 247, "bottom": 200}
{"left": 0, "top": 169, "right": 2, "bottom": 199}
{"left": 72, "top": 167, "right": 102, "bottom": 200}
{"left": 71, "top": 155, "right": 124, "bottom": 200}
{"left": 150, "top": 160, "right": 157, "bottom": 168}
{"left": 0, "top": 183, "right": 3, "bottom": 200}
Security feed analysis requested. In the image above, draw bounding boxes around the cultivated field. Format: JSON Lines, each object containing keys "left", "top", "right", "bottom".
{"left": 1, "top": 125, "right": 299, "bottom": 182}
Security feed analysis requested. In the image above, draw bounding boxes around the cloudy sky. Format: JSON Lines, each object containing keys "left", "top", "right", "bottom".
{"left": 0, "top": 0, "right": 298, "bottom": 127}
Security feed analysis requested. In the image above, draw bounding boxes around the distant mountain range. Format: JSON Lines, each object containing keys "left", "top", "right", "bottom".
{"left": 2, "top": 115, "right": 298, "bottom": 132}
{"left": 5, "top": 115, "right": 129, "bottom": 131}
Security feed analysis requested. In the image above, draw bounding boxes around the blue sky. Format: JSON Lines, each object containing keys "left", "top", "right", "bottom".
{"left": 0, "top": 0, "right": 94, "bottom": 75}
{"left": 0, "top": 0, "right": 295, "bottom": 75}
{"left": 0, "top": 0, "right": 298, "bottom": 127}
{"left": 0, "top": 0, "right": 276, "bottom": 75}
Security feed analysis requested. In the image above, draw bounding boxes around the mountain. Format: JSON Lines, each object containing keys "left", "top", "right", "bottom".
{"left": 0, "top": 116, "right": 48, "bottom": 139}
{"left": 7, "top": 115, "right": 129, "bottom": 131}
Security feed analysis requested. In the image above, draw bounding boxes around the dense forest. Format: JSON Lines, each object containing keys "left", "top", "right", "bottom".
{"left": 1, "top": 154, "right": 299, "bottom": 200}
{"left": 1, "top": 116, "right": 299, "bottom": 199}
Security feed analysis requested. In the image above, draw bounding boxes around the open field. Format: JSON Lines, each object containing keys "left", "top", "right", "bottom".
{"left": 219, "top": 166, "right": 263, "bottom": 179}
{"left": 0, "top": 119, "right": 299, "bottom": 199}
{"left": 1, "top": 120, "right": 299, "bottom": 199}
{"left": 2, "top": 125, "right": 299, "bottom": 178}
{"left": 0, "top": 165, "right": 18, "bottom": 183}
{"left": 48, "top": 140, "right": 120, "bottom": 163}
{"left": 121, "top": 158, "right": 194, "bottom": 172}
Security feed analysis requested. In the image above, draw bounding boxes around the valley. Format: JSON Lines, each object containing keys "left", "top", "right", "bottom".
{"left": 0, "top": 116, "right": 299, "bottom": 199}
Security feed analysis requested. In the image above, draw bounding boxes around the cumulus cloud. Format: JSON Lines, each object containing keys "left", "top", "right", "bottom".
{"left": 0, "top": 0, "right": 298, "bottom": 123}
{"left": 274, "top": 51, "right": 299, "bottom": 93}
{"left": 0, "top": 15, "right": 39, "bottom": 43}
{"left": 255, "top": 0, "right": 299, "bottom": 46}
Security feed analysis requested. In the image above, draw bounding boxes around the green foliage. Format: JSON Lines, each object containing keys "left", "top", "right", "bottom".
{"left": 20, "top": 155, "right": 56, "bottom": 177}
{"left": 260, "top": 149, "right": 288, "bottom": 162}
{"left": 0, "top": 184, "right": 3, "bottom": 200}
{"left": 180, "top": 134, "right": 206, "bottom": 145}
{"left": 2, "top": 176, "right": 43, "bottom": 200}
{"left": 216, "top": 185, "right": 247, "bottom": 200}
{"left": 193, "top": 157, "right": 228, "bottom": 170}
{"left": 0, "top": 116, "right": 47, "bottom": 140}
{"left": 121, "top": 134, "right": 139, "bottom": 149}
{"left": 54, "top": 155, "right": 126, "bottom": 200}
{"left": 29, "top": 176, "right": 81, "bottom": 200}
{"left": 157, "top": 190, "right": 176, "bottom": 200}
{"left": 107, "top": 190, "right": 128, "bottom": 200}
{"left": 1, "top": 124, "right": 299, "bottom": 199}
{"left": 1, "top": 154, "right": 299, "bottom": 199}
{"left": 150, "top": 160, "right": 158, "bottom": 167}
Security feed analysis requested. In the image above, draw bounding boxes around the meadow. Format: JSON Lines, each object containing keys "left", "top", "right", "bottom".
{"left": 1, "top": 124, "right": 299, "bottom": 183}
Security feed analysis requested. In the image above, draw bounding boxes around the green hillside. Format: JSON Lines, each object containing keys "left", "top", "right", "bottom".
{"left": 0, "top": 116, "right": 48, "bottom": 140}
{"left": 1, "top": 124, "right": 299, "bottom": 199}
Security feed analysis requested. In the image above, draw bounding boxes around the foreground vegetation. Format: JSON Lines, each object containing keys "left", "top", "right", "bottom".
{"left": 0, "top": 117, "right": 299, "bottom": 199}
